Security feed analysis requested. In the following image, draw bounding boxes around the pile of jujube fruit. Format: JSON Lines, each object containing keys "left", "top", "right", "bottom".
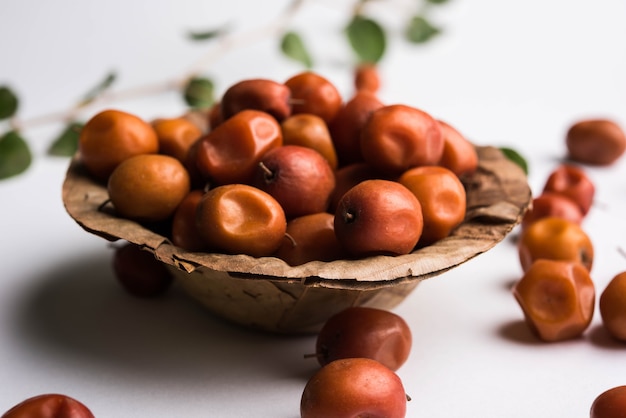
{"left": 77, "top": 69, "right": 478, "bottom": 270}
{"left": 511, "top": 118, "right": 626, "bottom": 344}
{"left": 300, "top": 306, "right": 412, "bottom": 418}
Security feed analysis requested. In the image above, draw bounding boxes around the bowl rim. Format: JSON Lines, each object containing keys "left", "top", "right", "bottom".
{"left": 62, "top": 145, "right": 531, "bottom": 290}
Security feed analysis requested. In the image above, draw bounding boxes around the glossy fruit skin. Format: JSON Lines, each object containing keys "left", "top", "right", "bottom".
{"left": 360, "top": 104, "right": 444, "bottom": 176}
{"left": 334, "top": 179, "right": 423, "bottom": 257}
{"left": 328, "top": 163, "right": 380, "bottom": 213}
{"left": 328, "top": 91, "right": 384, "bottom": 166}
{"left": 542, "top": 164, "right": 595, "bottom": 215}
{"left": 398, "top": 165, "right": 467, "bottom": 246}
{"left": 79, "top": 109, "right": 159, "bottom": 182}
{"left": 274, "top": 212, "right": 347, "bottom": 265}
{"left": 220, "top": 78, "right": 292, "bottom": 121}
{"left": 566, "top": 119, "right": 626, "bottom": 166}
{"left": 599, "top": 272, "right": 626, "bottom": 341}
{"left": 521, "top": 192, "right": 584, "bottom": 229}
{"left": 195, "top": 109, "right": 283, "bottom": 186}
{"left": 315, "top": 307, "right": 412, "bottom": 371}
{"left": 252, "top": 145, "right": 336, "bottom": 218}
{"left": 590, "top": 386, "right": 626, "bottom": 418}
{"left": 300, "top": 358, "right": 407, "bottom": 418}
{"left": 1, "top": 393, "right": 94, "bottom": 418}
{"left": 195, "top": 184, "right": 287, "bottom": 257}
{"left": 112, "top": 242, "right": 174, "bottom": 297}
{"left": 107, "top": 154, "right": 191, "bottom": 223}
{"left": 518, "top": 217, "right": 594, "bottom": 272}
{"left": 207, "top": 102, "right": 224, "bottom": 130}
{"left": 171, "top": 190, "right": 207, "bottom": 252}
{"left": 285, "top": 71, "right": 343, "bottom": 123}
{"left": 512, "top": 259, "right": 595, "bottom": 342}
{"left": 281, "top": 113, "right": 338, "bottom": 170}
{"left": 437, "top": 120, "right": 478, "bottom": 177}
{"left": 152, "top": 117, "right": 203, "bottom": 163}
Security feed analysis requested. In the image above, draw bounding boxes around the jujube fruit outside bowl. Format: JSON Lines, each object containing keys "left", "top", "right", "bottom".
{"left": 62, "top": 144, "right": 531, "bottom": 334}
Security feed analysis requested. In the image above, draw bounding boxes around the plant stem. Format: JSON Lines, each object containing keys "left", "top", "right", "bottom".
{"left": 9, "top": 0, "right": 312, "bottom": 134}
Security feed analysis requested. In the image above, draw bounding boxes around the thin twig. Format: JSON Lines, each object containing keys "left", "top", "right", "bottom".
{"left": 179, "top": 0, "right": 310, "bottom": 86}
{"left": 9, "top": 0, "right": 313, "bottom": 134}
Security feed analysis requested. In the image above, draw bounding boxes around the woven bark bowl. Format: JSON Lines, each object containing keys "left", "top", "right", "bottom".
{"left": 62, "top": 146, "right": 531, "bottom": 334}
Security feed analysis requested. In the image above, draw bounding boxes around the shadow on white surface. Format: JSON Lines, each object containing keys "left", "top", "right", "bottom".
{"left": 11, "top": 250, "right": 319, "bottom": 385}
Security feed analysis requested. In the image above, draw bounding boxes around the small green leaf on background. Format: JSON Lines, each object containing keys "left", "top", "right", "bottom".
{"left": 188, "top": 26, "right": 227, "bottom": 41}
{"left": 0, "top": 86, "right": 19, "bottom": 120}
{"left": 80, "top": 72, "right": 117, "bottom": 106}
{"left": 405, "top": 15, "right": 441, "bottom": 44}
{"left": 345, "top": 16, "right": 386, "bottom": 64}
{"left": 280, "top": 31, "right": 313, "bottom": 68}
{"left": 426, "top": 0, "right": 451, "bottom": 4}
{"left": 0, "top": 131, "right": 32, "bottom": 180}
{"left": 48, "top": 122, "right": 84, "bottom": 157}
{"left": 500, "top": 147, "right": 529, "bottom": 175}
{"left": 183, "top": 77, "right": 215, "bottom": 109}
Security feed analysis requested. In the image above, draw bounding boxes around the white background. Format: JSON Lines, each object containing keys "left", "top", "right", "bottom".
{"left": 1, "top": 0, "right": 625, "bottom": 417}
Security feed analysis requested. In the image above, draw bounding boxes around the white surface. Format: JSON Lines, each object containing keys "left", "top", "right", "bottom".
{"left": 1, "top": 1, "right": 625, "bottom": 417}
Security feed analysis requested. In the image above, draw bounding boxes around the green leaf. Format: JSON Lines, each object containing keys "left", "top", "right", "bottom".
{"left": 0, "top": 131, "right": 32, "bottom": 180}
{"left": 345, "top": 16, "right": 386, "bottom": 64}
{"left": 500, "top": 147, "right": 529, "bottom": 175}
{"left": 280, "top": 31, "right": 313, "bottom": 68}
{"left": 80, "top": 72, "right": 117, "bottom": 106}
{"left": 188, "top": 25, "right": 228, "bottom": 41}
{"left": 405, "top": 15, "right": 441, "bottom": 44}
{"left": 426, "top": 0, "right": 451, "bottom": 4}
{"left": 183, "top": 77, "right": 215, "bottom": 109}
{"left": 0, "top": 86, "right": 19, "bottom": 120}
{"left": 48, "top": 122, "right": 84, "bottom": 157}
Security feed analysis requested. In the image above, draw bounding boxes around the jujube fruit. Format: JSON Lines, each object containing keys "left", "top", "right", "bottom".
{"left": 280, "top": 113, "right": 338, "bottom": 170}
{"left": 328, "top": 91, "right": 384, "bottom": 166}
{"left": 314, "top": 307, "right": 412, "bottom": 371}
{"left": 220, "top": 78, "right": 291, "bottom": 121}
{"left": 274, "top": 212, "right": 346, "bottom": 265}
{"left": 354, "top": 63, "right": 381, "bottom": 94}
{"left": 360, "top": 104, "right": 444, "bottom": 176}
{"left": 590, "top": 385, "right": 626, "bottom": 418}
{"left": 517, "top": 217, "right": 594, "bottom": 272}
{"left": 78, "top": 109, "right": 159, "bottom": 182}
{"left": 1, "top": 393, "right": 94, "bottom": 418}
{"left": 599, "top": 271, "right": 626, "bottom": 342}
{"left": 171, "top": 190, "right": 207, "bottom": 252}
{"left": 566, "top": 118, "right": 626, "bottom": 166}
{"left": 252, "top": 145, "right": 336, "bottom": 218}
{"left": 542, "top": 164, "right": 595, "bottom": 216}
{"left": 328, "top": 162, "right": 380, "bottom": 213}
{"left": 285, "top": 71, "right": 342, "bottom": 123}
{"left": 194, "top": 109, "right": 283, "bottom": 185}
{"left": 300, "top": 357, "right": 407, "bottom": 418}
{"left": 112, "top": 242, "right": 174, "bottom": 298}
{"left": 152, "top": 116, "right": 203, "bottom": 163}
{"left": 195, "top": 184, "right": 287, "bottom": 257}
{"left": 107, "top": 153, "right": 190, "bottom": 223}
{"left": 521, "top": 192, "right": 584, "bottom": 229}
{"left": 512, "top": 259, "right": 595, "bottom": 342}
{"left": 334, "top": 179, "right": 423, "bottom": 257}
{"left": 437, "top": 119, "right": 478, "bottom": 177}
{"left": 398, "top": 165, "right": 467, "bottom": 246}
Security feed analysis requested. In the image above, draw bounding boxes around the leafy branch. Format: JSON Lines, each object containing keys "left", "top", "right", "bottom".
{"left": 0, "top": 0, "right": 451, "bottom": 180}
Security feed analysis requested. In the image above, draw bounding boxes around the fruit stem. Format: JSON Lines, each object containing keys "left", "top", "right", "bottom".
{"left": 285, "top": 233, "right": 297, "bottom": 248}
{"left": 343, "top": 210, "right": 356, "bottom": 223}
{"left": 258, "top": 161, "right": 276, "bottom": 182}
